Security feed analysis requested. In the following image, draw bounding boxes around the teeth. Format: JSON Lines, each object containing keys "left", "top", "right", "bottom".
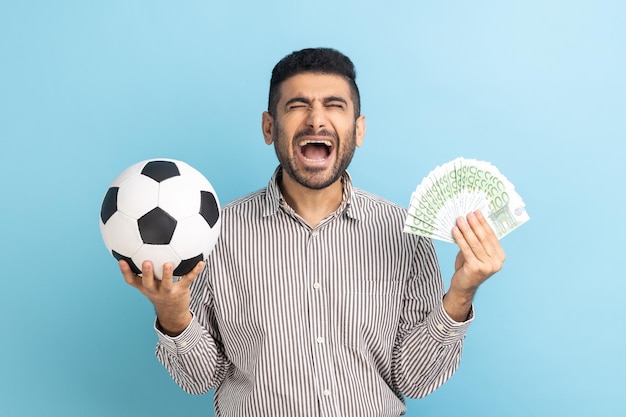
{"left": 299, "top": 139, "right": 332, "bottom": 147}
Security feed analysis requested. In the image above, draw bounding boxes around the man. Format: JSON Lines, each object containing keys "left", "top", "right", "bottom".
{"left": 121, "top": 47, "right": 505, "bottom": 416}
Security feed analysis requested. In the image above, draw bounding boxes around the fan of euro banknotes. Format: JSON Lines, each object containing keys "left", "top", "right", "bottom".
{"left": 404, "top": 157, "right": 530, "bottom": 242}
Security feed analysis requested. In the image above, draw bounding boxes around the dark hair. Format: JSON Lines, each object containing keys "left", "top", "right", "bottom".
{"left": 268, "top": 47, "right": 361, "bottom": 118}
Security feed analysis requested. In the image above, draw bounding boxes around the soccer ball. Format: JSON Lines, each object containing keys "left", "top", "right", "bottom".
{"left": 99, "top": 159, "right": 221, "bottom": 280}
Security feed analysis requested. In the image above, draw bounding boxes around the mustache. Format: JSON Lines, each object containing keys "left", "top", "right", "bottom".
{"left": 293, "top": 128, "right": 338, "bottom": 141}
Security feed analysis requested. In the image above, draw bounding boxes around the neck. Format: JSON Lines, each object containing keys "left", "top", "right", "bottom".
{"left": 278, "top": 172, "right": 344, "bottom": 228}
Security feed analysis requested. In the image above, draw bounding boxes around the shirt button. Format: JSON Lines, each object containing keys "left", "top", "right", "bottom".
{"left": 313, "top": 282, "right": 321, "bottom": 289}
{"left": 311, "top": 230, "right": 319, "bottom": 237}
{"left": 323, "top": 389, "right": 331, "bottom": 396}
{"left": 316, "top": 336, "right": 325, "bottom": 344}
{"left": 180, "top": 341, "right": 188, "bottom": 348}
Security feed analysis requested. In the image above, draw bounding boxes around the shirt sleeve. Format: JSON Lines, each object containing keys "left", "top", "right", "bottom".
{"left": 392, "top": 236, "right": 474, "bottom": 398}
{"left": 154, "top": 266, "right": 230, "bottom": 395}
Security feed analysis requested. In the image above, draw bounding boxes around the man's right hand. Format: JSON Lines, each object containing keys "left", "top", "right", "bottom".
{"left": 120, "top": 259, "right": 205, "bottom": 337}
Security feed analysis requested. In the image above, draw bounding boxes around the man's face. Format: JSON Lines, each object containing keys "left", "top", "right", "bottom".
{"left": 262, "top": 73, "right": 366, "bottom": 190}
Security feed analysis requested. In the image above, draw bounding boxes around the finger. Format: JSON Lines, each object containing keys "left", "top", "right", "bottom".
{"left": 120, "top": 260, "right": 142, "bottom": 288}
{"left": 466, "top": 211, "right": 507, "bottom": 272}
{"left": 141, "top": 260, "right": 157, "bottom": 290}
{"left": 452, "top": 220, "right": 479, "bottom": 271}
{"left": 472, "top": 210, "right": 506, "bottom": 261}
{"left": 159, "top": 262, "right": 175, "bottom": 290}
{"left": 468, "top": 211, "right": 497, "bottom": 252}
{"left": 182, "top": 261, "right": 205, "bottom": 286}
{"left": 454, "top": 215, "right": 486, "bottom": 260}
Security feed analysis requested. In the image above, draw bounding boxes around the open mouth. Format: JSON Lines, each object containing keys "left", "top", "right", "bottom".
{"left": 299, "top": 139, "right": 334, "bottom": 162}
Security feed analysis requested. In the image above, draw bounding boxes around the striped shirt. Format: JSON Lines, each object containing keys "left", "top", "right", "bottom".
{"left": 155, "top": 167, "right": 473, "bottom": 417}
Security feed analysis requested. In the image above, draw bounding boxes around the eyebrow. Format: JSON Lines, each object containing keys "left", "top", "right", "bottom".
{"left": 284, "top": 97, "right": 311, "bottom": 107}
{"left": 284, "top": 96, "right": 348, "bottom": 107}
{"left": 323, "top": 96, "right": 348, "bottom": 105}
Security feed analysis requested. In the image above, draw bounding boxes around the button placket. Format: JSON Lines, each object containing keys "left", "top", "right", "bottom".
{"left": 306, "top": 226, "right": 338, "bottom": 414}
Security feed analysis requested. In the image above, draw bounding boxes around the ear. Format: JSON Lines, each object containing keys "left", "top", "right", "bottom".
{"left": 262, "top": 111, "right": 274, "bottom": 145}
{"left": 355, "top": 115, "right": 366, "bottom": 147}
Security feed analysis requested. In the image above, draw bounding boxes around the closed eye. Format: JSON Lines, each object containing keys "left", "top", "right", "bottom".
{"left": 285, "top": 97, "right": 310, "bottom": 111}
{"left": 324, "top": 97, "right": 347, "bottom": 110}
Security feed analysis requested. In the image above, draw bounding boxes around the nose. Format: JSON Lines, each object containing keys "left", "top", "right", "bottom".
{"left": 306, "top": 105, "right": 327, "bottom": 130}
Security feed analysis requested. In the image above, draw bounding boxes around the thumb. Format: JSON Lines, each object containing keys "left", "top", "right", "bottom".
{"left": 182, "top": 260, "right": 205, "bottom": 286}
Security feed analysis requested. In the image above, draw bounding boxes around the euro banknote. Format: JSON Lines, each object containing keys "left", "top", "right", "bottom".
{"left": 404, "top": 157, "right": 530, "bottom": 242}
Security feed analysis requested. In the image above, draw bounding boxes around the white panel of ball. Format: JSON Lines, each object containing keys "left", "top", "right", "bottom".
{"left": 170, "top": 214, "right": 217, "bottom": 259}
{"left": 159, "top": 175, "right": 203, "bottom": 220}
{"left": 100, "top": 212, "right": 143, "bottom": 256}
{"left": 117, "top": 175, "right": 160, "bottom": 219}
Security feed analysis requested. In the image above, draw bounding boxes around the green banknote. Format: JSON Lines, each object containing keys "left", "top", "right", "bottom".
{"left": 405, "top": 157, "right": 530, "bottom": 242}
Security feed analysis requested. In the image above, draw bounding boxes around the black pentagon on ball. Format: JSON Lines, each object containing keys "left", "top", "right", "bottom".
{"left": 101, "top": 187, "right": 119, "bottom": 224}
{"left": 200, "top": 191, "right": 220, "bottom": 227}
{"left": 173, "top": 254, "right": 204, "bottom": 277}
{"left": 141, "top": 160, "right": 180, "bottom": 182}
{"left": 138, "top": 207, "right": 177, "bottom": 244}
{"left": 112, "top": 251, "right": 141, "bottom": 275}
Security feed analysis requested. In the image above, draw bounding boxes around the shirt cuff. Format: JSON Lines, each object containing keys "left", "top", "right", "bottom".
{"left": 154, "top": 313, "right": 203, "bottom": 355}
{"left": 426, "top": 302, "right": 474, "bottom": 345}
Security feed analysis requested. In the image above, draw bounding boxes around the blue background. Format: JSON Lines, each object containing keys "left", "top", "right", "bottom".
{"left": 1, "top": 1, "right": 624, "bottom": 416}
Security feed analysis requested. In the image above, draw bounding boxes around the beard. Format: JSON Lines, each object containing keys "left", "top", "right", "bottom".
{"left": 272, "top": 122, "right": 357, "bottom": 190}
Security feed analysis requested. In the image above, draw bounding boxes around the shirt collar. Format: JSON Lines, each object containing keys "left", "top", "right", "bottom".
{"left": 263, "top": 166, "right": 362, "bottom": 221}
